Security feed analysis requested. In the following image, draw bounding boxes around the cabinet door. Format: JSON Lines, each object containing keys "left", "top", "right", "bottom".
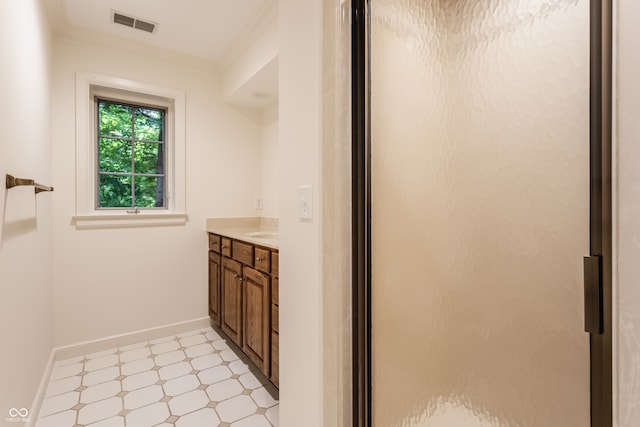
{"left": 243, "top": 266, "right": 270, "bottom": 375}
{"left": 221, "top": 257, "right": 243, "bottom": 347}
{"left": 271, "top": 304, "right": 279, "bottom": 333}
{"left": 272, "top": 277, "right": 279, "bottom": 305}
{"left": 271, "top": 331, "right": 279, "bottom": 387}
{"left": 208, "top": 251, "right": 221, "bottom": 326}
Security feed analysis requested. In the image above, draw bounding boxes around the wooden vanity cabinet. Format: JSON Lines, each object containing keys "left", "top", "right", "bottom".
{"left": 271, "top": 252, "right": 279, "bottom": 386}
{"left": 221, "top": 257, "right": 243, "bottom": 347}
{"left": 207, "top": 232, "right": 279, "bottom": 387}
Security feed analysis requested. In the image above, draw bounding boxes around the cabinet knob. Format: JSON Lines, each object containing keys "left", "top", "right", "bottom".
{"left": 221, "top": 245, "right": 226, "bottom": 249}
{"left": 256, "top": 257, "right": 262, "bottom": 262}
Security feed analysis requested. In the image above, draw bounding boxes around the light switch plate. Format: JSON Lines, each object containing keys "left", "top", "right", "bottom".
{"left": 298, "top": 185, "right": 312, "bottom": 219}
{"left": 255, "top": 196, "right": 263, "bottom": 210}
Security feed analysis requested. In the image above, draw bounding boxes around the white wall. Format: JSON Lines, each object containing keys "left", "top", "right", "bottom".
{"left": 278, "top": 0, "right": 324, "bottom": 425}
{"left": 0, "top": 0, "right": 53, "bottom": 416}
{"left": 222, "top": 9, "right": 278, "bottom": 102}
{"left": 615, "top": 1, "right": 640, "bottom": 424}
{"left": 50, "top": 34, "right": 263, "bottom": 347}
{"left": 321, "top": 0, "right": 352, "bottom": 424}
{"left": 261, "top": 103, "right": 279, "bottom": 218}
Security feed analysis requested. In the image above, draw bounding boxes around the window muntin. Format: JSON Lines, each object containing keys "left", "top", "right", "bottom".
{"left": 96, "top": 98, "right": 167, "bottom": 209}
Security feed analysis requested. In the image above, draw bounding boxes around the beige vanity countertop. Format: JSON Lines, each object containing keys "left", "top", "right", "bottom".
{"left": 206, "top": 217, "right": 279, "bottom": 250}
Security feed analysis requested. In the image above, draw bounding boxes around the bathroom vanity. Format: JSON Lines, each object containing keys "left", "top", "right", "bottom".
{"left": 206, "top": 218, "right": 279, "bottom": 387}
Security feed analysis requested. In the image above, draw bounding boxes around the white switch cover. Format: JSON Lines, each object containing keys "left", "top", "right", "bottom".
{"left": 255, "top": 196, "right": 263, "bottom": 210}
{"left": 298, "top": 185, "right": 312, "bottom": 219}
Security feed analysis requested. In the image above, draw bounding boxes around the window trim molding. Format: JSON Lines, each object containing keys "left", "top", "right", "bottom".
{"left": 74, "top": 72, "right": 187, "bottom": 228}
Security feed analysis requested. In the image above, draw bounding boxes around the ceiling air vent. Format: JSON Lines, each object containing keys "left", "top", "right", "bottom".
{"left": 134, "top": 20, "right": 155, "bottom": 33}
{"left": 112, "top": 11, "right": 157, "bottom": 34}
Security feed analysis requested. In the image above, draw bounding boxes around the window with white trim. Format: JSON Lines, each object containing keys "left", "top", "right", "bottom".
{"left": 74, "top": 73, "right": 187, "bottom": 228}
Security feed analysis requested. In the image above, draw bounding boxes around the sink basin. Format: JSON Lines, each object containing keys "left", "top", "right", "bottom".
{"left": 245, "top": 231, "right": 279, "bottom": 239}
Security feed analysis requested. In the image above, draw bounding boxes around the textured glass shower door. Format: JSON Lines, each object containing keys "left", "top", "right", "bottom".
{"left": 370, "top": 1, "right": 590, "bottom": 426}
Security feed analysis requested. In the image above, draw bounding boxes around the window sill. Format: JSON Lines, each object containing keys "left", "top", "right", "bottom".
{"left": 72, "top": 212, "right": 188, "bottom": 229}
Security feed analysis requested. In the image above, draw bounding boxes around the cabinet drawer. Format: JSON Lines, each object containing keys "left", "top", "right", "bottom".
{"left": 272, "top": 304, "right": 279, "bottom": 333}
{"left": 208, "top": 233, "right": 221, "bottom": 253}
{"left": 221, "top": 237, "right": 232, "bottom": 257}
{"left": 232, "top": 240, "right": 253, "bottom": 266}
{"left": 254, "top": 247, "right": 271, "bottom": 273}
{"left": 271, "top": 251, "right": 279, "bottom": 277}
{"left": 272, "top": 277, "right": 279, "bottom": 305}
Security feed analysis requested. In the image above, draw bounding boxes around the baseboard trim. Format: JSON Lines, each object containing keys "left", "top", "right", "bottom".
{"left": 53, "top": 317, "right": 211, "bottom": 361}
{"left": 26, "top": 349, "right": 55, "bottom": 427}
{"left": 28, "top": 316, "right": 211, "bottom": 425}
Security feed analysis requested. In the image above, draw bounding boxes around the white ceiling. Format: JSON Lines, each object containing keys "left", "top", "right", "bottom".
{"left": 47, "top": 0, "right": 272, "bottom": 65}
{"left": 44, "top": 0, "right": 279, "bottom": 109}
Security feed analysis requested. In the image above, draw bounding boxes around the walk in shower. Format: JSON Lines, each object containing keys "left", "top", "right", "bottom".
{"left": 352, "top": 1, "right": 612, "bottom": 425}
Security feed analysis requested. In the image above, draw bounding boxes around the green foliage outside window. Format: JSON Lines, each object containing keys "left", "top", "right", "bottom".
{"left": 97, "top": 99, "right": 166, "bottom": 208}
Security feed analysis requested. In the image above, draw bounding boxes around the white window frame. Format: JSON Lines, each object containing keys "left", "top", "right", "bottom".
{"left": 74, "top": 72, "right": 187, "bottom": 228}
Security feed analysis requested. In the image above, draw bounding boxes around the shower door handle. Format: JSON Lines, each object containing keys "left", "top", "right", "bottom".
{"left": 583, "top": 255, "right": 603, "bottom": 334}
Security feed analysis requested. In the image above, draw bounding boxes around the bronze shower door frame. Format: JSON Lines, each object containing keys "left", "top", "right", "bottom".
{"left": 350, "top": 1, "right": 613, "bottom": 426}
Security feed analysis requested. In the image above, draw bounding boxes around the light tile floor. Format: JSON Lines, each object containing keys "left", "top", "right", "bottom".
{"left": 36, "top": 327, "right": 279, "bottom": 427}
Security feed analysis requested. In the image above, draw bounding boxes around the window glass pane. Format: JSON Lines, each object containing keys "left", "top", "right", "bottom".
{"left": 99, "top": 139, "right": 132, "bottom": 173}
{"left": 134, "top": 176, "right": 165, "bottom": 208}
{"left": 99, "top": 174, "right": 132, "bottom": 208}
{"left": 98, "top": 101, "right": 132, "bottom": 138}
{"left": 96, "top": 98, "right": 168, "bottom": 210}
{"left": 134, "top": 142, "right": 164, "bottom": 175}
{"left": 135, "top": 107, "right": 164, "bottom": 141}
